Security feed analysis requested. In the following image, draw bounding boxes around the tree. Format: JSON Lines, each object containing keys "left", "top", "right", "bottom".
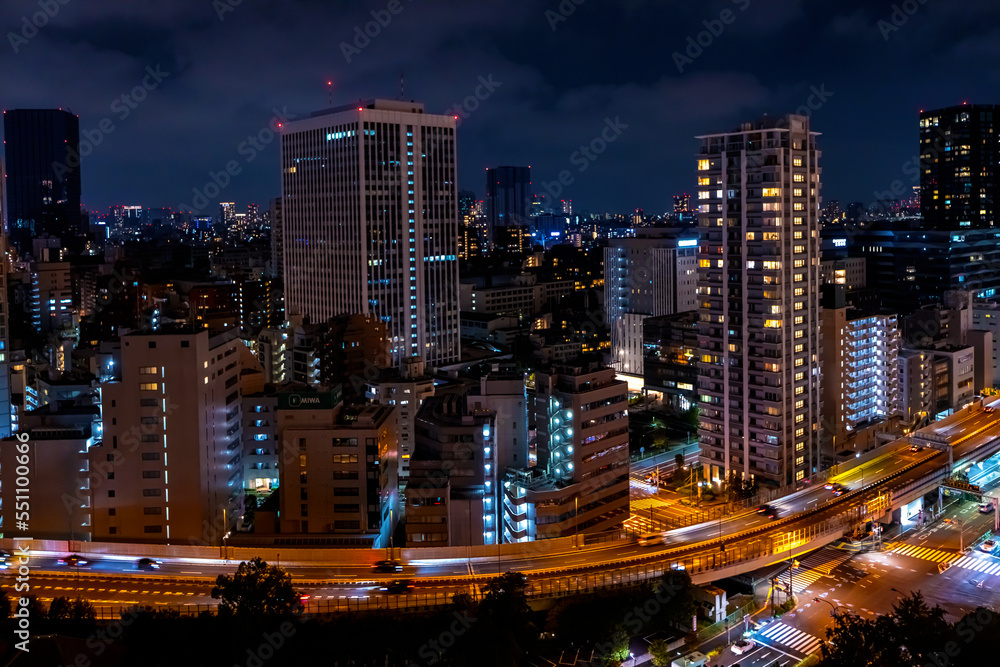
{"left": 682, "top": 404, "right": 700, "bottom": 431}
{"left": 674, "top": 452, "right": 685, "bottom": 471}
{"left": 211, "top": 557, "right": 301, "bottom": 619}
{"left": 452, "top": 572, "right": 536, "bottom": 667}
{"left": 820, "top": 591, "right": 959, "bottom": 666}
{"left": 47, "top": 596, "right": 95, "bottom": 621}
{"left": 649, "top": 639, "right": 672, "bottom": 667}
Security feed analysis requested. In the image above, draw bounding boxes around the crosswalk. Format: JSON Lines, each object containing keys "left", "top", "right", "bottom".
{"left": 886, "top": 543, "right": 963, "bottom": 564}
{"left": 758, "top": 622, "right": 824, "bottom": 655}
{"left": 887, "top": 542, "right": 1000, "bottom": 575}
{"left": 950, "top": 555, "right": 1000, "bottom": 576}
{"left": 787, "top": 547, "right": 855, "bottom": 593}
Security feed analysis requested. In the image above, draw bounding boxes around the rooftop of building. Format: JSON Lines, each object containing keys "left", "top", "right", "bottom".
{"left": 307, "top": 99, "right": 427, "bottom": 118}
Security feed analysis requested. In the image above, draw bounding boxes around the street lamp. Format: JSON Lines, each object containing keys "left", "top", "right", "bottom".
{"left": 813, "top": 597, "right": 842, "bottom": 616}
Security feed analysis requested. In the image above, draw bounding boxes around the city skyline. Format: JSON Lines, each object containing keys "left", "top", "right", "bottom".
{"left": 2, "top": 1, "right": 999, "bottom": 214}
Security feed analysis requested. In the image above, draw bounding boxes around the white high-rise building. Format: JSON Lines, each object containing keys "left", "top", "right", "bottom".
{"left": 696, "top": 114, "right": 823, "bottom": 487}
{"left": 604, "top": 229, "right": 699, "bottom": 376}
{"left": 280, "top": 99, "right": 460, "bottom": 368}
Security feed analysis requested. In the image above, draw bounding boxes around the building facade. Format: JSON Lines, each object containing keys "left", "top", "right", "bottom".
{"left": 90, "top": 329, "right": 243, "bottom": 543}
{"left": 604, "top": 229, "right": 699, "bottom": 376}
{"left": 281, "top": 99, "right": 460, "bottom": 368}
{"left": 696, "top": 114, "right": 823, "bottom": 487}
{"left": 820, "top": 286, "right": 901, "bottom": 458}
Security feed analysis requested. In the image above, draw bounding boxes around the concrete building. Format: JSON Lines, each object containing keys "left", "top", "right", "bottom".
{"left": 281, "top": 99, "right": 460, "bottom": 368}
{"left": 367, "top": 356, "right": 435, "bottom": 483}
{"left": 604, "top": 229, "right": 699, "bottom": 377}
{"left": 0, "top": 429, "right": 93, "bottom": 541}
{"left": 971, "top": 302, "right": 1000, "bottom": 388}
{"left": 643, "top": 312, "right": 699, "bottom": 413}
{"left": 31, "top": 261, "right": 74, "bottom": 335}
{"left": 696, "top": 114, "right": 823, "bottom": 487}
{"left": 503, "top": 358, "right": 629, "bottom": 542}
{"left": 406, "top": 394, "right": 496, "bottom": 546}
{"left": 820, "top": 286, "right": 901, "bottom": 458}
{"left": 820, "top": 257, "right": 866, "bottom": 290}
{"left": 90, "top": 328, "right": 243, "bottom": 543}
{"left": 460, "top": 274, "right": 575, "bottom": 321}
{"left": 275, "top": 386, "right": 398, "bottom": 547}
{"left": 899, "top": 349, "right": 933, "bottom": 429}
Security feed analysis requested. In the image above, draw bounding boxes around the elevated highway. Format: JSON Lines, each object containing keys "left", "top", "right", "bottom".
{"left": 6, "top": 398, "right": 1000, "bottom": 611}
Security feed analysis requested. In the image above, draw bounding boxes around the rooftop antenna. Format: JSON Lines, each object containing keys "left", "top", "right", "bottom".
{"left": 399, "top": 72, "right": 405, "bottom": 101}
{"left": 327, "top": 80, "right": 333, "bottom": 108}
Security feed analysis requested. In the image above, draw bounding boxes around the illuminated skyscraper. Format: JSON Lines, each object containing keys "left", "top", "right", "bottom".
{"left": 280, "top": 99, "right": 460, "bottom": 367}
{"left": 696, "top": 114, "right": 823, "bottom": 487}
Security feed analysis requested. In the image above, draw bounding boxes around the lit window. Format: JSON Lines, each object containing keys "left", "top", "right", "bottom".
{"left": 794, "top": 316, "right": 804, "bottom": 324}
{"left": 795, "top": 400, "right": 804, "bottom": 410}
{"left": 763, "top": 232, "right": 779, "bottom": 241}
{"left": 793, "top": 189, "right": 804, "bottom": 197}
{"left": 794, "top": 174, "right": 805, "bottom": 183}
{"left": 793, "top": 158, "right": 803, "bottom": 167}
{"left": 793, "top": 202, "right": 805, "bottom": 211}
{"left": 764, "top": 319, "right": 781, "bottom": 328}
{"left": 139, "top": 383, "right": 158, "bottom": 391}
{"left": 795, "top": 372, "right": 805, "bottom": 381}
{"left": 746, "top": 232, "right": 756, "bottom": 241}
{"left": 698, "top": 176, "right": 710, "bottom": 186}
{"left": 698, "top": 159, "right": 710, "bottom": 171}
{"left": 762, "top": 188, "right": 781, "bottom": 197}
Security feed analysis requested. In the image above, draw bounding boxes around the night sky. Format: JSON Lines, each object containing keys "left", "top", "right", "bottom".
{"left": 2, "top": 0, "right": 998, "bottom": 216}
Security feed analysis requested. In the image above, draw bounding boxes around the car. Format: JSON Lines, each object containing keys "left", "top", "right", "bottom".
{"left": 372, "top": 559, "right": 404, "bottom": 573}
{"left": 136, "top": 558, "right": 160, "bottom": 571}
{"left": 731, "top": 639, "right": 755, "bottom": 655}
{"left": 638, "top": 533, "right": 665, "bottom": 547}
{"left": 986, "top": 406, "right": 995, "bottom": 413}
{"left": 829, "top": 484, "right": 846, "bottom": 496}
{"left": 757, "top": 504, "right": 779, "bottom": 519}
{"left": 0, "top": 550, "right": 9, "bottom": 570}
{"left": 910, "top": 444, "right": 922, "bottom": 452}
{"left": 938, "top": 561, "right": 952, "bottom": 573}
{"left": 824, "top": 482, "right": 835, "bottom": 490}
{"left": 981, "top": 539, "right": 997, "bottom": 554}
{"left": 58, "top": 554, "right": 89, "bottom": 567}
{"left": 980, "top": 502, "right": 996, "bottom": 514}
{"left": 379, "top": 579, "right": 414, "bottom": 594}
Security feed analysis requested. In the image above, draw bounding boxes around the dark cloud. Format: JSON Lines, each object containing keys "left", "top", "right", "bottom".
{"left": 1, "top": 0, "right": 998, "bottom": 214}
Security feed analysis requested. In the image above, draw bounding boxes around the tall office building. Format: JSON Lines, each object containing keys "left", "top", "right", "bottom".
{"left": 281, "top": 99, "right": 460, "bottom": 368}
{"left": 2, "top": 109, "right": 82, "bottom": 254}
{"left": 486, "top": 166, "right": 531, "bottom": 250}
{"left": 604, "top": 229, "right": 699, "bottom": 376}
{"left": 696, "top": 114, "right": 823, "bottom": 487}
{"left": 920, "top": 104, "right": 999, "bottom": 229}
